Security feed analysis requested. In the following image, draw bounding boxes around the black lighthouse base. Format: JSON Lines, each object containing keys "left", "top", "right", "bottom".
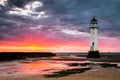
{"left": 87, "top": 51, "right": 101, "bottom": 58}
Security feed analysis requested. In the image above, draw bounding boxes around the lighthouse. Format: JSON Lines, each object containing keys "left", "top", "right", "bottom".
{"left": 87, "top": 17, "right": 101, "bottom": 58}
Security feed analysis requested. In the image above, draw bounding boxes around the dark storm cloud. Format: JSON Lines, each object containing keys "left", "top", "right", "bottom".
{"left": 41, "top": 0, "right": 120, "bottom": 36}
{"left": 6, "top": 0, "right": 37, "bottom": 8}
{"left": 8, "top": 0, "right": 30, "bottom": 7}
{"left": 0, "top": 0, "right": 120, "bottom": 41}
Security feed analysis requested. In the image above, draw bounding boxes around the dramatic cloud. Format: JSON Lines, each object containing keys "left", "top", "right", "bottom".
{"left": 0, "top": 0, "right": 120, "bottom": 52}
{"left": 0, "top": 0, "right": 7, "bottom": 6}
{"left": 7, "top": 1, "right": 49, "bottom": 19}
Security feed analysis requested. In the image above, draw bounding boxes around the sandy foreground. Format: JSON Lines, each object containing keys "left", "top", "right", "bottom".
{"left": 0, "top": 68, "right": 120, "bottom": 80}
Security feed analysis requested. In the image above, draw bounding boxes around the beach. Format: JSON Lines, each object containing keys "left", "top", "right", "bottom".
{"left": 0, "top": 53, "right": 120, "bottom": 80}
{"left": 0, "top": 67, "right": 119, "bottom": 80}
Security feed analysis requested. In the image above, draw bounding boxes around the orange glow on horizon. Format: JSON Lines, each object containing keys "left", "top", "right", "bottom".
{"left": 0, "top": 35, "right": 120, "bottom": 52}
{"left": 0, "top": 40, "right": 89, "bottom": 52}
{"left": 0, "top": 35, "right": 90, "bottom": 52}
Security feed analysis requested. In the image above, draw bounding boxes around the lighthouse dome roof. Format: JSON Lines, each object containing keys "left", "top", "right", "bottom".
{"left": 91, "top": 16, "right": 97, "bottom": 24}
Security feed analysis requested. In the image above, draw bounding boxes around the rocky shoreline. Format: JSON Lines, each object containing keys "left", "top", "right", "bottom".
{"left": 0, "top": 52, "right": 56, "bottom": 61}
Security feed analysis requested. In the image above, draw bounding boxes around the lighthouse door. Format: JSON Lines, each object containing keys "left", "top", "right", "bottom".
{"left": 92, "top": 42, "right": 94, "bottom": 51}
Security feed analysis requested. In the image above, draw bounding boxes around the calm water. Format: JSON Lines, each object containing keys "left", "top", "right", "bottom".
{"left": 0, "top": 60, "right": 89, "bottom": 74}
{"left": 0, "top": 54, "right": 120, "bottom": 75}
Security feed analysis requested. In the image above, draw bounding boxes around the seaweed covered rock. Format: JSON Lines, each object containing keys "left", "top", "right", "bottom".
{"left": 0, "top": 52, "right": 56, "bottom": 61}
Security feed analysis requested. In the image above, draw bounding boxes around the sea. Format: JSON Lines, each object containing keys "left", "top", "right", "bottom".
{"left": 0, "top": 53, "right": 120, "bottom": 75}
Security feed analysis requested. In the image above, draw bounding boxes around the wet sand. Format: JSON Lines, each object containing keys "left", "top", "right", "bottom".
{"left": 0, "top": 68, "right": 119, "bottom": 80}
{"left": 0, "top": 54, "right": 120, "bottom": 80}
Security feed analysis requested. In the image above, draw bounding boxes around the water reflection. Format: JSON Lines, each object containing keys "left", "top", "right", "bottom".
{"left": 0, "top": 60, "right": 72, "bottom": 74}
{"left": 19, "top": 60, "right": 69, "bottom": 74}
{"left": 1, "top": 60, "right": 117, "bottom": 75}
{"left": 0, "top": 60, "right": 110, "bottom": 74}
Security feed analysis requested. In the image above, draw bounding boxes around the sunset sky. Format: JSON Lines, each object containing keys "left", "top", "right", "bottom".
{"left": 0, "top": 0, "right": 120, "bottom": 52}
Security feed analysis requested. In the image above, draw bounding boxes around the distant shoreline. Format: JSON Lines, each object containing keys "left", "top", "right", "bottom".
{"left": 0, "top": 52, "right": 56, "bottom": 61}
{"left": 0, "top": 52, "right": 120, "bottom": 62}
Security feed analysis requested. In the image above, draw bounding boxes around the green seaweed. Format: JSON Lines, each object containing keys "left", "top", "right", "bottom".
{"left": 44, "top": 68, "right": 91, "bottom": 78}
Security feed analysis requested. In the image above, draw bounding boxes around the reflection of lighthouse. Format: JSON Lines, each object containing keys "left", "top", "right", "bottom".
{"left": 87, "top": 17, "right": 101, "bottom": 58}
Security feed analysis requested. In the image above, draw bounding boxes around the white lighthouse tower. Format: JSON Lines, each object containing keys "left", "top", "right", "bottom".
{"left": 87, "top": 17, "right": 101, "bottom": 58}
{"left": 90, "top": 17, "right": 98, "bottom": 51}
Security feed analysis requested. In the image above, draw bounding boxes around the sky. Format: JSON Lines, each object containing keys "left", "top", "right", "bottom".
{"left": 0, "top": 0, "right": 120, "bottom": 52}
